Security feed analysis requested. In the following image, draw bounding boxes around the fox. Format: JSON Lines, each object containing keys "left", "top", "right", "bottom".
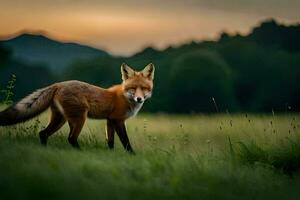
{"left": 0, "top": 63, "right": 155, "bottom": 153}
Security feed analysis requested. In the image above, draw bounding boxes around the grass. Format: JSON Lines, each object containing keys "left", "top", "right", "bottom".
{"left": 0, "top": 112, "right": 299, "bottom": 199}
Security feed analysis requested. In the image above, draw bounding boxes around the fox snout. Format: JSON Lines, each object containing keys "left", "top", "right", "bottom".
{"left": 133, "top": 87, "right": 145, "bottom": 103}
{"left": 134, "top": 96, "right": 144, "bottom": 104}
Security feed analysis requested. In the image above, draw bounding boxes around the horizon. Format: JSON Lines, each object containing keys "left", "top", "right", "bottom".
{"left": 1, "top": 0, "right": 300, "bottom": 56}
{"left": 1, "top": 18, "right": 298, "bottom": 57}
{"left": 0, "top": 18, "right": 297, "bottom": 57}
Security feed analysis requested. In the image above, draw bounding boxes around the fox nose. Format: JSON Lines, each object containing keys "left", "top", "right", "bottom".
{"left": 136, "top": 97, "right": 143, "bottom": 103}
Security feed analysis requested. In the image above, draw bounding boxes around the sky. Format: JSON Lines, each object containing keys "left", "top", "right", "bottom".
{"left": 0, "top": 0, "right": 300, "bottom": 56}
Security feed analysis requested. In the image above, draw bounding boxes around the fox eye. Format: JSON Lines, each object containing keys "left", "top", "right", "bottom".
{"left": 142, "top": 87, "right": 149, "bottom": 91}
{"left": 126, "top": 88, "right": 135, "bottom": 92}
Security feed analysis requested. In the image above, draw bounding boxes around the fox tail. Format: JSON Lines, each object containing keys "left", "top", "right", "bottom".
{"left": 0, "top": 86, "right": 57, "bottom": 126}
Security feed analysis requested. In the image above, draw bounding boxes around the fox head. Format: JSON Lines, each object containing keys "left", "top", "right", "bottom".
{"left": 121, "top": 63, "right": 155, "bottom": 104}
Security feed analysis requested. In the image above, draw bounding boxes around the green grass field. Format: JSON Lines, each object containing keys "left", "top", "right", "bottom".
{"left": 0, "top": 112, "right": 299, "bottom": 200}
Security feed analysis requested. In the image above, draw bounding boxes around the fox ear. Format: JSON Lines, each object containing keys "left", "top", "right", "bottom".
{"left": 141, "top": 63, "right": 155, "bottom": 80}
{"left": 121, "top": 63, "right": 135, "bottom": 81}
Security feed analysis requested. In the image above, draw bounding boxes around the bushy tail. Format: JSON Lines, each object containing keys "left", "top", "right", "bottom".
{"left": 0, "top": 85, "right": 57, "bottom": 126}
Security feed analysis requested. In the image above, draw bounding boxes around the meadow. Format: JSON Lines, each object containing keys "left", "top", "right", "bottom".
{"left": 0, "top": 112, "right": 299, "bottom": 200}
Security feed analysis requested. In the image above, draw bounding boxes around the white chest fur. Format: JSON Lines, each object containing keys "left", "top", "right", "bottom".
{"left": 127, "top": 102, "right": 143, "bottom": 117}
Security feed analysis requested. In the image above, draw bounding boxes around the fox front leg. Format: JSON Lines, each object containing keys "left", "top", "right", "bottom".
{"left": 114, "top": 121, "right": 135, "bottom": 154}
{"left": 106, "top": 120, "right": 115, "bottom": 149}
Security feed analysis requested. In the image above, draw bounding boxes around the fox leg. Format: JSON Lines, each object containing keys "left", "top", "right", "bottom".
{"left": 39, "top": 106, "right": 66, "bottom": 146}
{"left": 67, "top": 112, "right": 87, "bottom": 149}
{"left": 115, "top": 121, "right": 134, "bottom": 154}
{"left": 106, "top": 120, "right": 115, "bottom": 149}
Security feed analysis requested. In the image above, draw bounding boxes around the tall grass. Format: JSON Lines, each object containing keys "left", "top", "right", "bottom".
{"left": 0, "top": 74, "right": 16, "bottom": 105}
{"left": 0, "top": 112, "right": 299, "bottom": 199}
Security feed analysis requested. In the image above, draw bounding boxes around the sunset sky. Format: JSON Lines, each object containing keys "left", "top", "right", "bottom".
{"left": 1, "top": 0, "right": 300, "bottom": 56}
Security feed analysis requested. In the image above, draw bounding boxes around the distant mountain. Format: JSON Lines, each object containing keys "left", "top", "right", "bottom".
{"left": 0, "top": 33, "right": 108, "bottom": 73}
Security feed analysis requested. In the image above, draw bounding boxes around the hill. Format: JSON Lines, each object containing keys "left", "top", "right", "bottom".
{"left": 0, "top": 33, "right": 108, "bottom": 72}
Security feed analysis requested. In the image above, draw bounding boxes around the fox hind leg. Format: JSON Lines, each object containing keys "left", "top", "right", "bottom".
{"left": 39, "top": 106, "right": 66, "bottom": 146}
{"left": 67, "top": 112, "right": 87, "bottom": 149}
{"left": 106, "top": 120, "right": 115, "bottom": 149}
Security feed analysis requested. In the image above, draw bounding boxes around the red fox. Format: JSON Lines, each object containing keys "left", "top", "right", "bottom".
{"left": 0, "top": 63, "right": 155, "bottom": 153}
